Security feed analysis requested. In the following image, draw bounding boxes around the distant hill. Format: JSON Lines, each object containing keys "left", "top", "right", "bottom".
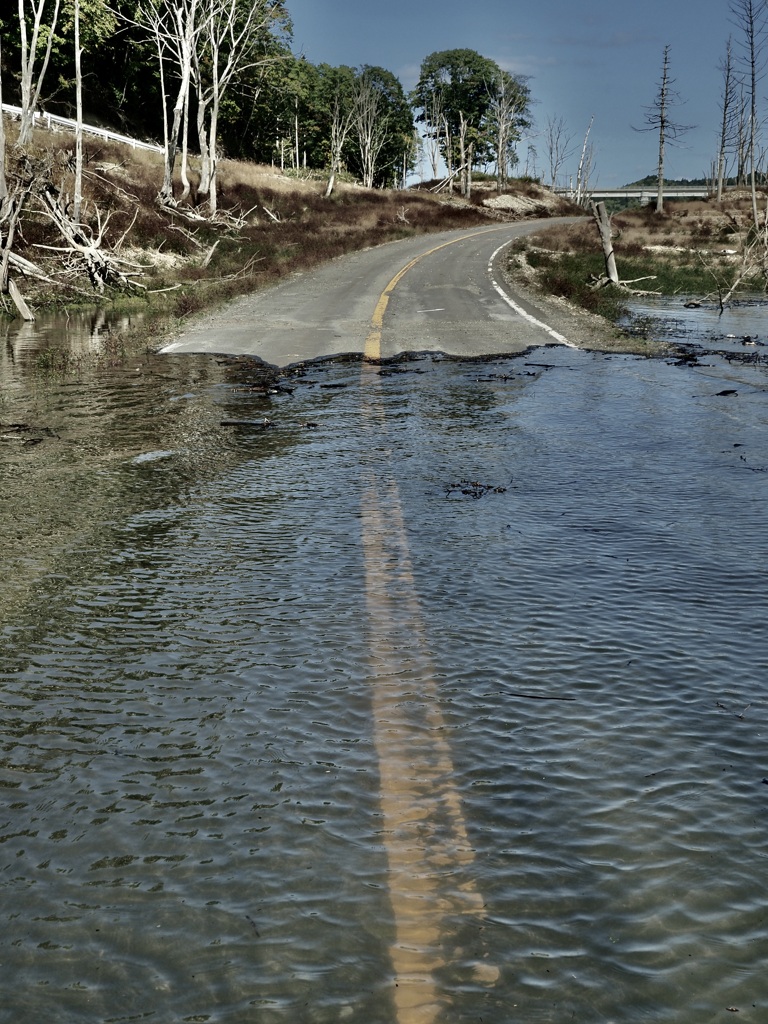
{"left": 625, "top": 174, "right": 709, "bottom": 188}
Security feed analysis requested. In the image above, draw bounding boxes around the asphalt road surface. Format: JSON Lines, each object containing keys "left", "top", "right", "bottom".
{"left": 162, "top": 218, "right": 583, "bottom": 366}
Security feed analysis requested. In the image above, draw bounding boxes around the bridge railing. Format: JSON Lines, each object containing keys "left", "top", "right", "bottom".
{"left": 1, "top": 103, "right": 164, "bottom": 154}
{"left": 553, "top": 185, "right": 712, "bottom": 201}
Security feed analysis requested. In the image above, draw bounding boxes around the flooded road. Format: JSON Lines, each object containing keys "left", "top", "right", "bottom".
{"left": 2, "top": 304, "right": 768, "bottom": 1023}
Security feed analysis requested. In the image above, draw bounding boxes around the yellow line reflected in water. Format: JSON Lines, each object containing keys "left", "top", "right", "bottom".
{"left": 360, "top": 361, "right": 498, "bottom": 1022}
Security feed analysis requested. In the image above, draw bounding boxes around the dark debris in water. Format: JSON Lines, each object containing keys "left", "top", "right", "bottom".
{"left": 446, "top": 479, "right": 508, "bottom": 499}
{"left": 0, "top": 422, "right": 59, "bottom": 446}
{"left": 215, "top": 354, "right": 300, "bottom": 393}
{"left": 377, "top": 366, "right": 426, "bottom": 376}
{"left": 220, "top": 417, "right": 273, "bottom": 429}
{"left": 666, "top": 342, "right": 768, "bottom": 368}
{"left": 474, "top": 373, "right": 517, "bottom": 382}
{"left": 720, "top": 348, "right": 768, "bottom": 365}
{"left": 669, "top": 345, "right": 704, "bottom": 366}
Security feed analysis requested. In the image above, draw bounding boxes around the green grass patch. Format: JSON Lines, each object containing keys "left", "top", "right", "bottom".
{"left": 612, "top": 253, "right": 721, "bottom": 294}
{"left": 519, "top": 242, "right": 760, "bottom": 321}
{"left": 523, "top": 250, "right": 630, "bottom": 320}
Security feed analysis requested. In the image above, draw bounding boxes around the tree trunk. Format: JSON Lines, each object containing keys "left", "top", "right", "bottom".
{"left": 747, "top": 4, "right": 760, "bottom": 226}
{"left": 717, "top": 40, "right": 734, "bottom": 202}
{"left": 591, "top": 201, "right": 619, "bottom": 285}
{"left": 458, "top": 114, "right": 467, "bottom": 196}
{"left": 207, "top": 99, "right": 219, "bottom": 215}
{"left": 575, "top": 116, "right": 594, "bottom": 206}
{"left": 73, "top": 0, "right": 83, "bottom": 224}
{"left": 179, "top": 88, "right": 191, "bottom": 203}
{"left": 656, "top": 50, "right": 669, "bottom": 214}
{"left": 0, "top": 37, "right": 8, "bottom": 216}
{"left": 18, "top": 0, "right": 62, "bottom": 146}
{"left": 294, "top": 98, "right": 300, "bottom": 170}
{"left": 161, "top": 99, "right": 184, "bottom": 204}
{"left": 159, "top": 1, "right": 198, "bottom": 206}
{"left": 444, "top": 119, "right": 453, "bottom": 194}
{"left": 0, "top": 195, "right": 22, "bottom": 292}
{"left": 197, "top": 94, "right": 211, "bottom": 196}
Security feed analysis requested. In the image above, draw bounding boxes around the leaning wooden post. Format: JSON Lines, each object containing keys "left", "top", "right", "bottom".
{"left": 591, "top": 200, "right": 619, "bottom": 285}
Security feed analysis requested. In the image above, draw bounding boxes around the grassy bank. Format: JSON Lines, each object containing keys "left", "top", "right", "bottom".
{"left": 507, "top": 194, "right": 768, "bottom": 329}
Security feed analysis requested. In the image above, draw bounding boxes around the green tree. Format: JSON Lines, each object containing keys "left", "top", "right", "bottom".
{"left": 412, "top": 48, "right": 500, "bottom": 194}
{"left": 271, "top": 54, "right": 321, "bottom": 170}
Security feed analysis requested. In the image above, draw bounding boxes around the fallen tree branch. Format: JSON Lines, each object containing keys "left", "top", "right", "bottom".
{"left": 200, "top": 239, "right": 220, "bottom": 268}
{"left": 168, "top": 224, "right": 206, "bottom": 250}
{"left": 588, "top": 272, "right": 660, "bottom": 295}
{"left": 37, "top": 183, "right": 144, "bottom": 293}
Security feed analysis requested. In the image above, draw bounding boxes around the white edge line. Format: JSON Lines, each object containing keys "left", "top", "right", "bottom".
{"left": 488, "top": 240, "right": 577, "bottom": 348}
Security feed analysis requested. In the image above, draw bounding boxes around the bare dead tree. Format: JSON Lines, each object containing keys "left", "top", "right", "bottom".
{"left": 17, "top": 0, "right": 62, "bottom": 145}
{"left": 37, "top": 183, "right": 146, "bottom": 293}
{"left": 422, "top": 89, "right": 445, "bottom": 180}
{"left": 457, "top": 110, "right": 470, "bottom": 196}
{"left": 591, "top": 201, "right": 619, "bottom": 285}
{"left": 325, "top": 95, "right": 354, "bottom": 198}
{"left": 634, "top": 45, "right": 694, "bottom": 214}
{"left": 193, "top": 0, "right": 286, "bottom": 216}
{"left": 544, "top": 115, "right": 574, "bottom": 189}
{"left": 351, "top": 71, "right": 389, "bottom": 189}
{"left": 0, "top": 37, "right": 8, "bottom": 217}
{"left": 442, "top": 113, "right": 454, "bottom": 194}
{"left": 716, "top": 38, "right": 739, "bottom": 201}
{"left": 729, "top": 0, "right": 768, "bottom": 226}
{"left": 573, "top": 116, "right": 594, "bottom": 206}
{"left": 0, "top": 34, "right": 35, "bottom": 314}
{"left": 589, "top": 201, "right": 658, "bottom": 294}
{"left": 732, "top": 80, "right": 750, "bottom": 183}
{"left": 486, "top": 72, "right": 527, "bottom": 192}
{"left": 132, "top": 0, "right": 200, "bottom": 207}
{"left": 73, "top": 0, "right": 83, "bottom": 223}
{"left": 165, "top": 0, "right": 199, "bottom": 206}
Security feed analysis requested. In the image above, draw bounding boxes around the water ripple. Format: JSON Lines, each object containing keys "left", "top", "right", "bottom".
{"left": 2, "top": 347, "right": 768, "bottom": 1022}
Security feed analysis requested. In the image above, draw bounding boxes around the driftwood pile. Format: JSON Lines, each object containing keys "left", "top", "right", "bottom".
{"left": 0, "top": 165, "right": 148, "bottom": 321}
{"left": 37, "top": 184, "right": 145, "bottom": 295}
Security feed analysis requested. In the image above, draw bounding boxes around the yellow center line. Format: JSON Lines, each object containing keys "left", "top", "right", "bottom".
{"left": 359, "top": 360, "right": 500, "bottom": 1022}
{"left": 363, "top": 226, "right": 507, "bottom": 361}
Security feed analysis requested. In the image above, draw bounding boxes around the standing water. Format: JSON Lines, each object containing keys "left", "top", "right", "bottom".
{"left": 1, "top": 301, "right": 768, "bottom": 1024}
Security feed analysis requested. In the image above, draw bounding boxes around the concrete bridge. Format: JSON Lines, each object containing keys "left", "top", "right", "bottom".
{"left": 554, "top": 184, "right": 711, "bottom": 204}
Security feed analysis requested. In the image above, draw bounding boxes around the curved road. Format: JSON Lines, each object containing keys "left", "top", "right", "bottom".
{"left": 162, "top": 218, "right": 581, "bottom": 366}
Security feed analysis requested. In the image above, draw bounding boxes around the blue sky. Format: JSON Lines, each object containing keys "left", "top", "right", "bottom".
{"left": 286, "top": 0, "right": 737, "bottom": 187}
